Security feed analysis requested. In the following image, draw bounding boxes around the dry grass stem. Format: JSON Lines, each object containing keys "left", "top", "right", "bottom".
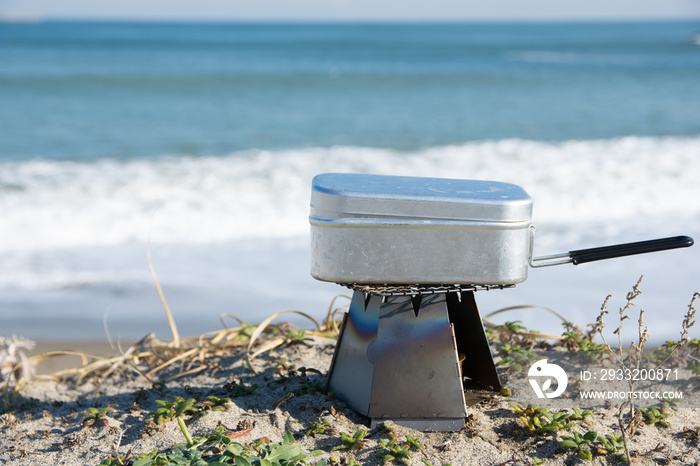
{"left": 147, "top": 243, "right": 180, "bottom": 348}
{"left": 594, "top": 277, "right": 699, "bottom": 464}
{"left": 651, "top": 291, "right": 698, "bottom": 371}
{"left": 245, "top": 309, "right": 323, "bottom": 373}
{"left": 595, "top": 276, "right": 646, "bottom": 463}
{"left": 10, "top": 295, "right": 350, "bottom": 390}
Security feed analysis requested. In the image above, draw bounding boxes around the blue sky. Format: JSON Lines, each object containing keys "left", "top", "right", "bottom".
{"left": 2, "top": 0, "right": 700, "bottom": 21}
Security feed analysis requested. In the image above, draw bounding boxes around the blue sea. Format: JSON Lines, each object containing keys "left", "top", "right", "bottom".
{"left": 1, "top": 21, "right": 699, "bottom": 343}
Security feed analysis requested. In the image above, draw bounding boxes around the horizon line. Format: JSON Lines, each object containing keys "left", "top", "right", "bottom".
{"left": 1, "top": 14, "right": 700, "bottom": 25}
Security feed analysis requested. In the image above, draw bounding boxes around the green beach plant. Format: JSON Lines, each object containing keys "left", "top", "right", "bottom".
{"left": 558, "top": 322, "right": 606, "bottom": 361}
{"left": 508, "top": 402, "right": 579, "bottom": 433}
{"left": 559, "top": 430, "right": 597, "bottom": 461}
{"left": 375, "top": 434, "right": 424, "bottom": 465}
{"left": 226, "top": 381, "right": 259, "bottom": 398}
{"left": 99, "top": 429, "right": 326, "bottom": 466}
{"left": 305, "top": 420, "right": 337, "bottom": 437}
{"left": 293, "top": 380, "right": 323, "bottom": 397}
{"left": 196, "top": 395, "right": 232, "bottom": 413}
{"left": 145, "top": 397, "right": 198, "bottom": 426}
{"left": 568, "top": 407, "right": 595, "bottom": 424}
{"left": 376, "top": 438, "right": 412, "bottom": 464}
{"left": 82, "top": 405, "right": 114, "bottom": 428}
{"left": 154, "top": 396, "right": 231, "bottom": 422}
{"left": 495, "top": 344, "right": 539, "bottom": 372}
{"left": 636, "top": 406, "right": 670, "bottom": 428}
{"left": 557, "top": 430, "right": 627, "bottom": 463}
{"left": 378, "top": 420, "right": 397, "bottom": 440}
{"left": 595, "top": 432, "right": 626, "bottom": 461}
{"left": 331, "top": 429, "right": 367, "bottom": 451}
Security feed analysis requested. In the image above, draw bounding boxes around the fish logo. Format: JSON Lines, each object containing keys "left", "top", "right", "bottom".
{"left": 528, "top": 359, "right": 568, "bottom": 399}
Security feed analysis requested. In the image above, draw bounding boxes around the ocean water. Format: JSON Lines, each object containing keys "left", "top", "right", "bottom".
{"left": 1, "top": 21, "right": 699, "bottom": 343}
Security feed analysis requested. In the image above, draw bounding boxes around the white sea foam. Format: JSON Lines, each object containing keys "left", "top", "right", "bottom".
{"left": 0, "top": 136, "right": 698, "bottom": 340}
{"left": 0, "top": 136, "right": 698, "bottom": 252}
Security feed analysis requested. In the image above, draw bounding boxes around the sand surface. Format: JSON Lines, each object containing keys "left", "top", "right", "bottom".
{"left": 1, "top": 335, "right": 699, "bottom": 466}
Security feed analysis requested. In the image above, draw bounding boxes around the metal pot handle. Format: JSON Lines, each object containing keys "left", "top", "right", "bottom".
{"left": 528, "top": 225, "right": 694, "bottom": 268}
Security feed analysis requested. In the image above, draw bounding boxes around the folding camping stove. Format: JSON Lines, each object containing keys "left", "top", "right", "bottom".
{"left": 325, "top": 284, "right": 504, "bottom": 431}
{"left": 309, "top": 173, "right": 693, "bottom": 432}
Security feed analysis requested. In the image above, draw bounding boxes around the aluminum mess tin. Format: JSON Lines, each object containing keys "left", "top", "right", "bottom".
{"left": 309, "top": 173, "right": 534, "bottom": 285}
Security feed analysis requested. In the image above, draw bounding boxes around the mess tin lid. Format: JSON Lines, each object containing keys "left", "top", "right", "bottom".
{"left": 311, "top": 173, "right": 533, "bottom": 222}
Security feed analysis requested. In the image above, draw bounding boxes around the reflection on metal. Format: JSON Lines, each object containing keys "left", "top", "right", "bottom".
{"left": 326, "top": 292, "right": 380, "bottom": 414}
{"left": 367, "top": 295, "right": 466, "bottom": 421}
{"left": 326, "top": 290, "right": 501, "bottom": 432}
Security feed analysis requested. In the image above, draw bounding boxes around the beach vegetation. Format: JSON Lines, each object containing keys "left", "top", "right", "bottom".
{"left": 593, "top": 278, "right": 697, "bottom": 461}
{"left": 374, "top": 432, "right": 423, "bottom": 465}
{"left": 82, "top": 405, "right": 114, "bottom": 428}
{"left": 508, "top": 402, "right": 580, "bottom": 433}
{"left": 558, "top": 322, "right": 606, "bottom": 361}
{"left": 651, "top": 336, "right": 700, "bottom": 370}
{"left": 486, "top": 319, "right": 548, "bottom": 348}
{"left": 2, "top": 271, "right": 347, "bottom": 392}
{"left": 636, "top": 406, "right": 670, "bottom": 428}
{"left": 99, "top": 429, "right": 325, "bottom": 466}
{"left": 378, "top": 420, "right": 397, "bottom": 440}
{"left": 327, "top": 457, "right": 361, "bottom": 466}
{"left": 483, "top": 304, "right": 569, "bottom": 348}
{"left": 495, "top": 344, "right": 539, "bottom": 373}
{"left": 282, "top": 327, "right": 314, "bottom": 345}
{"left": 293, "top": 380, "right": 323, "bottom": 397}
{"left": 225, "top": 381, "right": 259, "bottom": 398}
{"left": 595, "top": 432, "right": 626, "bottom": 460}
{"left": 146, "top": 397, "right": 199, "bottom": 426}
{"left": 274, "top": 358, "right": 291, "bottom": 375}
{"left": 371, "top": 422, "right": 426, "bottom": 464}
{"left": 559, "top": 430, "right": 597, "bottom": 461}
{"left": 196, "top": 395, "right": 232, "bottom": 413}
{"left": 375, "top": 438, "right": 412, "bottom": 464}
{"left": 403, "top": 435, "right": 422, "bottom": 451}
{"left": 145, "top": 395, "right": 231, "bottom": 432}
{"left": 488, "top": 320, "right": 528, "bottom": 344}
{"left": 231, "top": 433, "right": 325, "bottom": 465}
{"left": 305, "top": 420, "right": 337, "bottom": 437}
{"left": 331, "top": 429, "right": 367, "bottom": 451}
{"left": 557, "top": 430, "right": 628, "bottom": 463}
{"left": 568, "top": 407, "right": 594, "bottom": 423}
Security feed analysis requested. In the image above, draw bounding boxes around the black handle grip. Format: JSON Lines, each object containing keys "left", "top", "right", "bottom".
{"left": 569, "top": 236, "right": 694, "bottom": 265}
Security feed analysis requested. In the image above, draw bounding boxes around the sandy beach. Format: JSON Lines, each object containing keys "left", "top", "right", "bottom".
{"left": 2, "top": 320, "right": 699, "bottom": 466}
